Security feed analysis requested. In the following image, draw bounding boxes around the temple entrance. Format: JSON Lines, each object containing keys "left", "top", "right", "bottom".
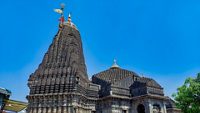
{"left": 137, "top": 104, "right": 145, "bottom": 113}
{"left": 122, "top": 110, "right": 127, "bottom": 113}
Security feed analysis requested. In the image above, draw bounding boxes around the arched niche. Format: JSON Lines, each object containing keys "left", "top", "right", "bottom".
{"left": 137, "top": 104, "right": 145, "bottom": 113}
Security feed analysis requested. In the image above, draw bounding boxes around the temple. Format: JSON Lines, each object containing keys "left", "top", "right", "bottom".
{"left": 27, "top": 6, "right": 181, "bottom": 113}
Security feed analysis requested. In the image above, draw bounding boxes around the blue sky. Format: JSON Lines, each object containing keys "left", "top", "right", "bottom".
{"left": 0, "top": 0, "right": 200, "bottom": 102}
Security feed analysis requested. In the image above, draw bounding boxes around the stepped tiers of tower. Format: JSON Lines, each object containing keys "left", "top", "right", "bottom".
{"left": 27, "top": 15, "right": 181, "bottom": 113}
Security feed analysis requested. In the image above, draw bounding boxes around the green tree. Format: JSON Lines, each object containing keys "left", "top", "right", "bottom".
{"left": 173, "top": 73, "right": 200, "bottom": 113}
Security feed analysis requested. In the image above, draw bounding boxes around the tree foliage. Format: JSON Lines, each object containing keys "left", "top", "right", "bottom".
{"left": 173, "top": 73, "right": 200, "bottom": 113}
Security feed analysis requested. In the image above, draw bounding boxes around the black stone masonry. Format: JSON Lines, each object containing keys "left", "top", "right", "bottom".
{"left": 27, "top": 16, "right": 181, "bottom": 113}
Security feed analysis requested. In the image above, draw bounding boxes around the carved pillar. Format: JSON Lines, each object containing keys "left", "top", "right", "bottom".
{"left": 68, "top": 106, "right": 74, "bottom": 113}
{"left": 57, "top": 107, "right": 62, "bottom": 113}
{"left": 29, "top": 107, "right": 33, "bottom": 113}
{"left": 75, "top": 108, "right": 78, "bottom": 113}
{"left": 43, "top": 107, "right": 46, "bottom": 113}
{"left": 145, "top": 100, "right": 151, "bottom": 113}
{"left": 38, "top": 107, "right": 42, "bottom": 113}
{"left": 53, "top": 107, "right": 57, "bottom": 113}
{"left": 161, "top": 102, "right": 167, "bottom": 113}
{"left": 63, "top": 106, "right": 67, "bottom": 113}
{"left": 33, "top": 108, "right": 37, "bottom": 113}
{"left": 47, "top": 107, "right": 51, "bottom": 113}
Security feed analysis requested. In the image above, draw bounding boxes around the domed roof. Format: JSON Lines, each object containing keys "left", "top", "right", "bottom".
{"left": 92, "top": 60, "right": 162, "bottom": 90}
{"left": 134, "top": 77, "right": 163, "bottom": 89}
{"left": 92, "top": 66, "right": 139, "bottom": 84}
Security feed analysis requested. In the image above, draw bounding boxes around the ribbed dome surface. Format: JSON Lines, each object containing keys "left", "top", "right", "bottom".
{"left": 137, "top": 77, "right": 162, "bottom": 88}
{"left": 92, "top": 67, "right": 139, "bottom": 84}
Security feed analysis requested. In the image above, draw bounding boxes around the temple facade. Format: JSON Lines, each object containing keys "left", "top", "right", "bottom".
{"left": 27, "top": 7, "right": 181, "bottom": 113}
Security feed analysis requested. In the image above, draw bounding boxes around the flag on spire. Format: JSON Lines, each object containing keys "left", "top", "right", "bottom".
{"left": 54, "top": 9, "right": 63, "bottom": 14}
{"left": 54, "top": 3, "right": 65, "bottom": 25}
{"left": 59, "top": 16, "right": 65, "bottom": 23}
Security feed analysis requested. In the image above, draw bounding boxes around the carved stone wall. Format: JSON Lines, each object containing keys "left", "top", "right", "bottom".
{"left": 27, "top": 24, "right": 98, "bottom": 113}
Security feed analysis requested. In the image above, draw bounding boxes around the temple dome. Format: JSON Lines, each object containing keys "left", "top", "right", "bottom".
{"left": 92, "top": 61, "right": 163, "bottom": 90}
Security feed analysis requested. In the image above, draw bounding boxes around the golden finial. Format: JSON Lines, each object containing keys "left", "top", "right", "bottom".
{"left": 65, "top": 13, "right": 78, "bottom": 29}
{"left": 111, "top": 59, "right": 120, "bottom": 68}
{"left": 68, "top": 13, "right": 71, "bottom": 23}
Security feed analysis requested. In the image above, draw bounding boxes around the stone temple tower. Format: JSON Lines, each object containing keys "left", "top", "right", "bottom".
{"left": 27, "top": 7, "right": 100, "bottom": 113}
{"left": 27, "top": 5, "right": 181, "bottom": 113}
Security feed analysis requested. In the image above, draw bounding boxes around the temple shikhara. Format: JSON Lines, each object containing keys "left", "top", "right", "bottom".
{"left": 27, "top": 5, "right": 181, "bottom": 113}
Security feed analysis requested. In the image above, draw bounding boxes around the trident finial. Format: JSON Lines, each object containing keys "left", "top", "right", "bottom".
{"left": 60, "top": 3, "right": 65, "bottom": 16}
{"left": 60, "top": 3, "right": 65, "bottom": 9}
{"left": 54, "top": 3, "right": 65, "bottom": 24}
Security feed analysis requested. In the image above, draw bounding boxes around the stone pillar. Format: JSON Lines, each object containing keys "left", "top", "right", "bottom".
{"left": 53, "top": 107, "right": 57, "bottom": 113}
{"left": 47, "top": 107, "right": 51, "bottom": 113}
{"left": 75, "top": 107, "right": 78, "bottom": 113}
{"left": 68, "top": 106, "right": 73, "bottom": 113}
{"left": 43, "top": 107, "right": 46, "bottom": 113}
{"left": 38, "top": 107, "right": 42, "bottom": 113}
{"left": 74, "top": 108, "right": 78, "bottom": 113}
{"left": 29, "top": 107, "right": 33, "bottom": 113}
{"left": 161, "top": 102, "right": 167, "bottom": 113}
{"left": 58, "top": 106, "right": 62, "bottom": 113}
{"left": 32, "top": 108, "right": 37, "bottom": 113}
{"left": 144, "top": 100, "right": 151, "bottom": 113}
{"left": 63, "top": 106, "right": 67, "bottom": 113}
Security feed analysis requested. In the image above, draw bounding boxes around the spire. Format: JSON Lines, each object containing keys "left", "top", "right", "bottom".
{"left": 54, "top": 3, "right": 65, "bottom": 24}
{"left": 111, "top": 59, "right": 120, "bottom": 68}
{"left": 67, "top": 13, "right": 71, "bottom": 23}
